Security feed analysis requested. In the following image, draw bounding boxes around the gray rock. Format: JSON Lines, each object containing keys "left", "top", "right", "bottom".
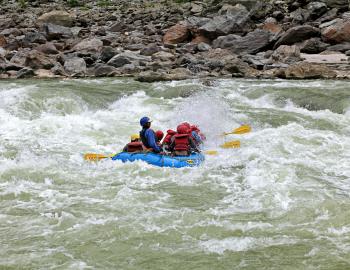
{"left": 197, "top": 42, "right": 212, "bottom": 52}
{"left": 35, "top": 42, "right": 59, "bottom": 54}
{"left": 64, "top": 57, "right": 86, "bottom": 75}
{"left": 271, "top": 45, "right": 301, "bottom": 64}
{"left": 320, "top": 0, "right": 349, "bottom": 9}
{"left": 99, "top": 46, "right": 117, "bottom": 62}
{"left": 23, "top": 32, "right": 47, "bottom": 44}
{"left": 10, "top": 49, "right": 31, "bottom": 66}
{"left": 274, "top": 25, "right": 320, "bottom": 49}
{"left": 16, "top": 68, "right": 35, "bottom": 79}
{"left": 37, "top": 10, "right": 75, "bottom": 27}
{"left": 51, "top": 62, "right": 66, "bottom": 76}
{"left": 214, "top": 29, "right": 272, "bottom": 54}
{"left": 108, "top": 22, "right": 132, "bottom": 33}
{"left": 1, "top": 28, "right": 22, "bottom": 36}
{"left": 290, "top": 8, "right": 311, "bottom": 23}
{"left": 327, "top": 43, "right": 350, "bottom": 52}
{"left": 43, "top": 23, "right": 73, "bottom": 40}
{"left": 94, "top": 64, "right": 116, "bottom": 77}
{"left": 107, "top": 52, "right": 151, "bottom": 68}
{"left": 24, "top": 51, "right": 56, "bottom": 69}
{"left": 73, "top": 38, "right": 103, "bottom": 53}
{"left": 140, "top": 45, "right": 162, "bottom": 56}
{"left": 307, "top": 2, "right": 328, "bottom": 19}
{"left": 298, "top": 38, "right": 329, "bottom": 53}
{"left": 151, "top": 51, "right": 175, "bottom": 62}
{"left": 199, "top": 12, "right": 252, "bottom": 39}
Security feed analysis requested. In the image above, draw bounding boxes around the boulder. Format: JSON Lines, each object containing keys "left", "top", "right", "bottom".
{"left": 321, "top": 19, "right": 350, "bottom": 43}
{"left": 136, "top": 71, "right": 168, "bottom": 82}
{"left": 35, "top": 42, "right": 59, "bottom": 54}
{"left": 315, "top": 8, "right": 339, "bottom": 24}
{"left": 298, "top": 38, "right": 329, "bottom": 53}
{"left": 199, "top": 13, "right": 252, "bottom": 39}
{"left": 163, "top": 23, "right": 189, "bottom": 44}
{"left": 197, "top": 42, "right": 212, "bottom": 52}
{"left": 285, "top": 62, "right": 337, "bottom": 79}
{"left": 23, "top": 32, "right": 47, "bottom": 45}
{"left": 24, "top": 51, "right": 56, "bottom": 69}
{"left": 213, "top": 29, "right": 272, "bottom": 54}
{"left": 64, "top": 57, "right": 86, "bottom": 75}
{"left": 274, "top": 25, "right": 320, "bottom": 48}
{"left": 151, "top": 51, "right": 175, "bottom": 62}
{"left": 271, "top": 45, "right": 301, "bottom": 64}
{"left": 320, "top": 0, "right": 349, "bottom": 9}
{"left": 43, "top": 23, "right": 73, "bottom": 40}
{"left": 261, "top": 22, "right": 283, "bottom": 34}
{"left": 290, "top": 8, "right": 311, "bottom": 23}
{"left": 10, "top": 49, "right": 30, "bottom": 66}
{"left": 34, "top": 69, "right": 56, "bottom": 78}
{"left": 108, "top": 22, "right": 132, "bottom": 33}
{"left": 140, "top": 45, "right": 162, "bottom": 56}
{"left": 307, "top": 2, "right": 328, "bottom": 19}
{"left": 136, "top": 68, "right": 192, "bottom": 82}
{"left": 37, "top": 11, "right": 75, "bottom": 27}
{"left": 107, "top": 52, "right": 151, "bottom": 68}
{"left": 1, "top": 28, "right": 22, "bottom": 37}
{"left": 0, "top": 35, "right": 7, "bottom": 47}
{"left": 94, "top": 64, "right": 117, "bottom": 77}
{"left": 51, "top": 62, "right": 67, "bottom": 76}
{"left": 73, "top": 38, "right": 103, "bottom": 53}
{"left": 16, "top": 68, "right": 35, "bottom": 79}
{"left": 327, "top": 42, "right": 350, "bottom": 52}
{"left": 99, "top": 46, "right": 117, "bottom": 62}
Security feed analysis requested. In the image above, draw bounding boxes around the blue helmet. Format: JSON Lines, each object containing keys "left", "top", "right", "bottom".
{"left": 140, "top": 116, "right": 152, "bottom": 127}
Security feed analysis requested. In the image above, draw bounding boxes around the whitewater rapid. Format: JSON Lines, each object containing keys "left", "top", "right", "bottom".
{"left": 0, "top": 78, "right": 349, "bottom": 269}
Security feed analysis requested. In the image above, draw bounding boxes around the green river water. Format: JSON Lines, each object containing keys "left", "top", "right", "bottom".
{"left": 0, "top": 78, "right": 349, "bottom": 269}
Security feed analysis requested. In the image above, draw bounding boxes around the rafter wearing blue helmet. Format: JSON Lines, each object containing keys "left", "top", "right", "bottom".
{"left": 139, "top": 117, "right": 162, "bottom": 153}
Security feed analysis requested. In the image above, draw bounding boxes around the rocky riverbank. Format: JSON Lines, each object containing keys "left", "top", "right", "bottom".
{"left": 1, "top": 0, "right": 350, "bottom": 81}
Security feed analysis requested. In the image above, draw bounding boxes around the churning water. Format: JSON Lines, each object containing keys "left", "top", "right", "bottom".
{"left": 0, "top": 78, "right": 349, "bottom": 269}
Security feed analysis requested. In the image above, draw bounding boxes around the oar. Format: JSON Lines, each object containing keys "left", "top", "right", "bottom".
{"left": 220, "top": 140, "right": 240, "bottom": 149}
{"left": 205, "top": 140, "right": 240, "bottom": 155}
{"left": 84, "top": 153, "right": 115, "bottom": 161}
{"left": 223, "top": 125, "right": 251, "bottom": 136}
{"left": 205, "top": 150, "right": 219, "bottom": 155}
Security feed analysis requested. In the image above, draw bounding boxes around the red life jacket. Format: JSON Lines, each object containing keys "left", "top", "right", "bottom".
{"left": 174, "top": 134, "right": 190, "bottom": 151}
{"left": 163, "top": 129, "right": 176, "bottom": 145}
{"left": 126, "top": 142, "right": 144, "bottom": 152}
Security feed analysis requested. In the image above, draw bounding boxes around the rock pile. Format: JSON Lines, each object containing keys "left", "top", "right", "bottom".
{"left": 0, "top": 0, "right": 350, "bottom": 80}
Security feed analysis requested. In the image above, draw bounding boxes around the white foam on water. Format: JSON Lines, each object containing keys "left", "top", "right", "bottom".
{"left": 1, "top": 78, "right": 350, "bottom": 269}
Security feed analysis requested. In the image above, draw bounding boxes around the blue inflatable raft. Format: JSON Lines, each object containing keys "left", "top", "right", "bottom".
{"left": 112, "top": 152, "right": 204, "bottom": 168}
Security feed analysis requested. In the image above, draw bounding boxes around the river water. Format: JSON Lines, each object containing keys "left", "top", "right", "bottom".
{"left": 0, "top": 78, "right": 349, "bottom": 269}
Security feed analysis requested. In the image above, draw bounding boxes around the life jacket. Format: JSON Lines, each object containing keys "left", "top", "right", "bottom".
{"left": 173, "top": 134, "right": 190, "bottom": 152}
{"left": 163, "top": 129, "right": 176, "bottom": 145}
{"left": 126, "top": 142, "right": 144, "bottom": 152}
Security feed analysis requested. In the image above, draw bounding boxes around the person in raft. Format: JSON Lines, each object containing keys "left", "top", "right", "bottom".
{"left": 155, "top": 130, "right": 164, "bottom": 146}
{"left": 162, "top": 129, "right": 177, "bottom": 151}
{"left": 169, "top": 124, "right": 200, "bottom": 156}
{"left": 139, "top": 116, "right": 163, "bottom": 153}
{"left": 122, "top": 134, "right": 144, "bottom": 152}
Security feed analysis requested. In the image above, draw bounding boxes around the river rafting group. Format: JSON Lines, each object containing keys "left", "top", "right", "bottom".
{"left": 85, "top": 117, "right": 251, "bottom": 168}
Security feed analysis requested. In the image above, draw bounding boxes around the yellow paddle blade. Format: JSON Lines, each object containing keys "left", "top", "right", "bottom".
{"left": 223, "top": 125, "right": 251, "bottom": 135}
{"left": 84, "top": 153, "right": 114, "bottom": 161}
{"left": 205, "top": 150, "right": 218, "bottom": 155}
{"left": 220, "top": 140, "right": 240, "bottom": 149}
{"left": 233, "top": 125, "right": 251, "bottom": 134}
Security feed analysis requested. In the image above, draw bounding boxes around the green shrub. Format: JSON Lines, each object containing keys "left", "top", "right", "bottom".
{"left": 17, "top": 0, "right": 27, "bottom": 8}
{"left": 97, "top": 0, "right": 112, "bottom": 7}
{"left": 66, "top": 0, "right": 80, "bottom": 7}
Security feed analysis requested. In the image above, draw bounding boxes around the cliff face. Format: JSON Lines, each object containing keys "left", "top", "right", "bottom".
{"left": 1, "top": 0, "right": 350, "bottom": 80}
